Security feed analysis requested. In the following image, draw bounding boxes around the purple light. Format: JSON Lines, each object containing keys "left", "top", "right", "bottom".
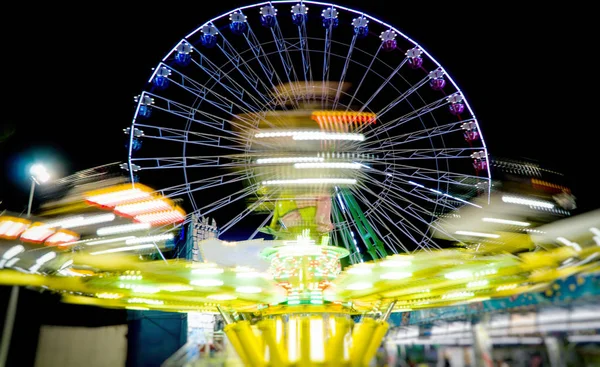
{"left": 449, "top": 102, "right": 465, "bottom": 115}
{"left": 408, "top": 57, "right": 423, "bottom": 69}
{"left": 429, "top": 78, "right": 446, "bottom": 90}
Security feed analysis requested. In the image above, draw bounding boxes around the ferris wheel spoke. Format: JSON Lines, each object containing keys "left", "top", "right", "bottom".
{"left": 219, "top": 187, "right": 281, "bottom": 236}
{"left": 358, "top": 173, "right": 459, "bottom": 214}
{"left": 361, "top": 147, "right": 483, "bottom": 160}
{"left": 198, "top": 181, "right": 261, "bottom": 218}
{"left": 248, "top": 211, "right": 274, "bottom": 241}
{"left": 297, "top": 18, "right": 314, "bottom": 94}
{"left": 241, "top": 23, "right": 301, "bottom": 108}
{"left": 321, "top": 15, "right": 336, "bottom": 106}
{"left": 364, "top": 163, "right": 484, "bottom": 191}
{"left": 130, "top": 155, "right": 251, "bottom": 171}
{"left": 362, "top": 119, "right": 472, "bottom": 149}
{"left": 158, "top": 170, "right": 253, "bottom": 198}
{"left": 168, "top": 41, "right": 279, "bottom": 113}
{"left": 357, "top": 57, "right": 408, "bottom": 113}
{"left": 210, "top": 36, "right": 279, "bottom": 107}
{"left": 332, "top": 33, "right": 357, "bottom": 110}
{"left": 345, "top": 44, "right": 382, "bottom": 111}
{"left": 268, "top": 21, "right": 304, "bottom": 103}
{"left": 357, "top": 188, "right": 447, "bottom": 252}
{"left": 367, "top": 94, "right": 458, "bottom": 136}
{"left": 373, "top": 74, "right": 432, "bottom": 121}
{"left": 350, "top": 187, "right": 439, "bottom": 252}
{"left": 159, "top": 64, "right": 278, "bottom": 129}
{"left": 142, "top": 93, "right": 255, "bottom": 134}
{"left": 134, "top": 123, "right": 246, "bottom": 146}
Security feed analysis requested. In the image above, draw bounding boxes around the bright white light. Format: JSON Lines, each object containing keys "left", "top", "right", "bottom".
{"left": 556, "top": 237, "right": 582, "bottom": 252}
{"left": 262, "top": 178, "right": 357, "bottom": 185}
{"left": 235, "top": 271, "right": 263, "bottom": 278}
{"left": 294, "top": 162, "right": 361, "bottom": 169}
{"left": 380, "top": 259, "right": 412, "bottom": 267}
{"left": 467, "top": 280, "right": 489, "bottom": 288}
{"left": 346, "top": 266, "right": 372, "bottom": 275}
{"left": 256, "top": 157, "right": 324, "bottom": 164}
{"left": 346, "top": 282, "right": 372, "bottom": 291}
{"left": 191, "top": 279, "right": 224, "bottom": 287}
{"left": 292, "top": 132, "right": 364, "bottom": 141}
{"left": 30, "top": 164, "right": 50, "bottom": 182}
{"left": 86, "top": 236, "right": 136, "bottom": 246}
{"left": 128, "top": 298, "right": 164, "bottom": 305}
{"left": 44, "top": 213, "right": 116, "bottom": 229}
{"left": 0, "top": 220, "right": 29, "bottom": 238}
{"left": 97, "top": 222, "right": 151, "bottom": 236}
{"left": 501, "top": 195, "right": 554, "bottom": 209}
{"left": 590, "top": 227, "right": 600, "bottom": 237}
{"left": 90, "top": 244, "right": 154, "bottom": 255}
{"left": 207, "top": 294, "right": 237, "bottom": 301}
{"left": 2, "top": 245, "right": 25, "bottom": 260}
{"left": 35, "top": 251, "right": 56, "bottom": 265}
{"left": 235, "top": 286, "right": 262, "bottom": 294}
{"left": 496, "top": 284, "right": 518, "bottom": 291}
{"left": 125, "top": 233, "right": 174, "bottom": 245}
{"left": 254, "top": 131, "right": 364, "bottom": 141}
{"left": 115, "top": 199, "right": 172, "bottom": 216}
{"left": 455, "top": 230, "right": 500, "bottom": 239}
{"left": 442, "top": 291, "right": 474, "bottom": 299}
{"left": 445, "top": 270, "right": 472, "bottom": 280}
{"left": 569, "top": 334, "right": 600, "bottom": 343}
{"left": 380, "top": 272, "right": 412, "bottom": 280}
{"left": 482, "top": 217, "right": 530, "bottom": 227}
{"left": 192, "top": 267, "right": 224, "bottom": 275}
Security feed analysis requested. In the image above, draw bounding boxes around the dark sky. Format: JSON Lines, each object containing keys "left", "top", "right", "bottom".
{"left": 1, "top": 2, "right": 597, "bottom": 214}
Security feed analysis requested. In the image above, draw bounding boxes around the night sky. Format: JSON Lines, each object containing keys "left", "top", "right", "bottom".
{"left": 1, "top": 2, "right": 597, "bottom": 213}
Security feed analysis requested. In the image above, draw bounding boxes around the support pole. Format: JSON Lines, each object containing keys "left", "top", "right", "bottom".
{"left": 0, "top": 179, "right": 34, "bottom": 367}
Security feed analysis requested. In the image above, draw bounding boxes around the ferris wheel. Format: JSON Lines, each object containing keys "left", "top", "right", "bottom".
{"left": 124, "top": 0, "right": 491, "bottom": 263}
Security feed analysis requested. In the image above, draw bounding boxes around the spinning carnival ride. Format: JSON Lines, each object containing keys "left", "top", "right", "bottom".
{"left": 2, "top": 2, "right": 599, "bottom": 366}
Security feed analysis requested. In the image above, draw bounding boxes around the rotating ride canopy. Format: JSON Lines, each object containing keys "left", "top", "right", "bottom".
{"left": 2, "top": 2, "right": 599, "bottom": 366}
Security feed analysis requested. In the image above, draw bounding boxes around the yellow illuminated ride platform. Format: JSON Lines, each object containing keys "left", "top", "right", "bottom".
{"left": 2, "top": 221, "right": 598, "bottom": 366}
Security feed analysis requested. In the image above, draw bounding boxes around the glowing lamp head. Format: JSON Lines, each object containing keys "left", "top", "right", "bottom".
{"left": 30, "top": 164, "right": 50, "bottom": 183}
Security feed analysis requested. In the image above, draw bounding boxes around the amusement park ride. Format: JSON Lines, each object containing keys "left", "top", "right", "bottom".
{"left": 1, "top": 2, "right": 599, "bottom": 366}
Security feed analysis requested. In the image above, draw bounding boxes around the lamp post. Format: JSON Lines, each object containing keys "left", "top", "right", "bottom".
{"left": 0, "top": 163, "right": 50, "bottom": 367}
{"left": 27, "top": 164, "right": 50, "bottom": 217}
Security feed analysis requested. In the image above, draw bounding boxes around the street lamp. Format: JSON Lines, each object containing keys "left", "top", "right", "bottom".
{"left": 27, "top": 163, "right": 50, "bottom": 217}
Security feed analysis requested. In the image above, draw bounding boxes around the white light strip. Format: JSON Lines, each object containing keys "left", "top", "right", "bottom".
{"left": 90, "top": 244, "right": 154, "bottom": 255}
{"left": 97, "top": 222, "right": 151, "bottom": 236}
{"left": 569, "top": 334, "right": 600, "bottom": 343}
{"left": 43, "top": 213, "right": 116, "bottom": 229}
{"left": 254, "top": 131, "right": 364, "bottom": 141}
{"left": 556, "top": 237, "right": 582, "bottom": 252}
{"left": 256, "top": 157, "right": 324, "bottom": 164}
{"left": 86, "top": 236, "right": 136, "bottom": 246}
{"left": 292, "top": 132, "right": 364, "bottom": 141}
{"left": 455, "top": 230, "right": 500, "bottom": 239}
{"left": 590, "top": 227, "right": 600, "bottom": 237}
{"left": 2, "top": 245, "right": 25, "bottom": 260}
{"left": 501, "top": 195, "right": 555, "bottom": 208}
{"left": 407, "top": 180, "right": 482, "bottom": 208}
{"left": 262, "top": 178, "right": 356, "bottom": 185}
{"left": 125, "top": 233, "right": 174, "bottom": 245}
{"left": 294, "top": 162, "right": 361, "bottom": 169}
{"left": 482, "top": 217, "right": 530, "bottom": 227}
